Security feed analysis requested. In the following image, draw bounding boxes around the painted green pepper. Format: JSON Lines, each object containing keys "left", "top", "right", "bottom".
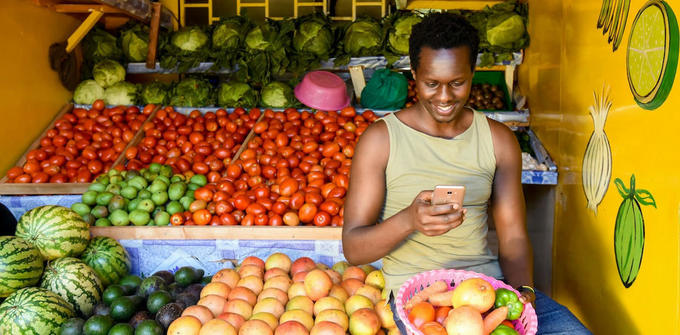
{"left": 494, "top": 288, "right": 524, "bottom": 320}
{"left": 491, "top": 324, "right": 519, "bottom": 335}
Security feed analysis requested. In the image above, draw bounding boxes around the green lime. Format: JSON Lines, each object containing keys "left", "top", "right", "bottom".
{"left": 190, "top": 174, "right": 207, "bottom": 186}
{"left": 110, "top": 296, "right": 140, "bottom": 321}
{"left": 71, "top": 202, "right": 91, "bottom": 217}
{"left": 59, "top": 317, "right": 85, "bottom": 335}
{"left": 129, "top": 210, "right": 150, "bottom": 226}
{"left": 82, "top": 190, "right": 99, "bottom": 206}
{"left": 165, "top": 201, "right": 183, "bottom": 215}
{"left": 110, "top": 209, "right": 130, "bottom": 226}
{"left": 133, "top": 320, "right": 163, "bottom": 335}
{"left": 108, "top": 323, "right": 134, "bottom": 335}
{"left": 627, "top": 0, "right": 679, "bottom": 109}
{"left": 103, "top": 285, "right": 127, "bottom": 305}
{"left": 146, "top": 290, "right": 172, "bottom": 314}
{"left": 118, "top": 275, "right": 143, "bottom": 291}
{"left": 83, "top": 315, "right": 114, "bottom": 335}
{"left": 151, "top": 191, "right": 168, "bottom": 206}
{"left": 148, "top": 163, "right": 162, "bottom": 174}
{"left": 154, "top": 211, "right": 170, "bottom": 226}
{"left": 96, "top": 192, "right": 115, "bottom": 206}
{"left": 121, "top": 186, "right": 138, "bottom": 200}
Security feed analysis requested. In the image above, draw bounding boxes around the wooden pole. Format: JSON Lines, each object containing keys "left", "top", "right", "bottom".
{"left": 146, "top": 2, "right": 162, "bottom": 69}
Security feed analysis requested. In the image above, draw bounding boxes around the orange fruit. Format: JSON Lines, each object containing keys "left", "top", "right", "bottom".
{"left": 168, "top": 315, "right": 202, "bottom": 334}
{"left": 182, "top": 305, "right": 214, "bottom": 325}
{"left": 199, "top": 318, "right": 237, "bottom": 335}
{"left": 408, "top": 302, "right": 435, "bottom": 329}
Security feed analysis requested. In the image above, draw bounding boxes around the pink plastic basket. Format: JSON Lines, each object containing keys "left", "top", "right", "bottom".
{"left": 395, "top": 269, "right": 538, "bottom": 335}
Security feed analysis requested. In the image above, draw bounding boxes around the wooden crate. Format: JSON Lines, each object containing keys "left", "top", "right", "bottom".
{"left": 0, "top": 104, "right": 156, "bottom": 195}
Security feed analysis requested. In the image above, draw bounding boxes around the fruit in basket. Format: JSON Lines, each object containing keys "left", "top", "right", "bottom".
{"left": 0, "top": 287, "right": 75, "bottom": 335}
{"left": 0, "top": 236, "right": 44, "bottom": 297}
{"left": 16, "top": 205, "right": 90, "bottom": 260}
{"left": 420, "top": 321, "right": 447, "bottom": 335}
{"left": 490, "top": 324, "right": 519, "bottom": 335}
{"left": 444, "top": 305, "right": 484, "bottom": 335}
{"left": 81, "top": 236, "right": 131, "bottom": 286}
{"left": 348, "top": 308, "right": 380, "bottom": 335}
{"left": 467, "top": 83, "right": 506, "bottom": 111}
{"left": 450, "top": 278, "right": 495, "bottom": 313}
{"left": 408, "top": 301, "right": 435, "bottom": 329}
{"left": 493, "top": 288, "right": 523, "bottom": 320}
{"left": 483, "top": 305, "right": 509, "bottom": 334}
{"left": 40, "top": 257, "right": 103, "bottom": 317}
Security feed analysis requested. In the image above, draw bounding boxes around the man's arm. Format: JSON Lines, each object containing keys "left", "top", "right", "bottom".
{"left": 342, "top": 120, "right": 466, "bottom": 265}
{"left": 489, "top": 119, "right": 534, "bottom": 289}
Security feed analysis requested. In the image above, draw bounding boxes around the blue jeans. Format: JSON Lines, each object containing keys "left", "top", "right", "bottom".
{"left": 389, "top": 290, "right": 591, "bottom": 335}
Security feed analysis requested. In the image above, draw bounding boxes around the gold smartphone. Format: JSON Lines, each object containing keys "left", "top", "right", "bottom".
{"left": 432, "top": 185, "right": 466, "bottom": 205}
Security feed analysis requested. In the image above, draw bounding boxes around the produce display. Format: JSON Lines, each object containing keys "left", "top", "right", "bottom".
{"left": 169, "top": 253, "right": 391, "bottom": 334}
{"left": 400, "top": 277, "right": 527, "bottom": 335}
{"left": 40, "top": 257, "right": 103, "bottom": 317}
{"left": 16, "top": 205, "right": 90, "bottom": 260}
{"left": 70, "top": 164, "right": 205, "bottom": 227}
{"left": 3, "top": 103, "right": 154, "bottom": 184}
{"left": 81, "top": 236, "right": 132, "bottom": 286}
{"left": 180, "top": 107, "right": 377, "bottom": 226}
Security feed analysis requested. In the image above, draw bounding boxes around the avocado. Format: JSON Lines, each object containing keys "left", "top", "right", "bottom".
{"left": 155, "top": 303, "right": 183, "bottom": 330}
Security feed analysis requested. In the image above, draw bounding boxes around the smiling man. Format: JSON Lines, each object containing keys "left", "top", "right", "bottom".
{"left": 342, "top": 12, "right": 590, "bottom": 334}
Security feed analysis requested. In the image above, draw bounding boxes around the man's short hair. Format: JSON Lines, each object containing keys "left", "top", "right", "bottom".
{"left": 409, "top": 12, "right": 480, "bottom": 72}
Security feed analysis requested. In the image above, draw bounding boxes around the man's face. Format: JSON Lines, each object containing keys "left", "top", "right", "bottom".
{"left": 411, "top": 46, "right": 474, "bottom": 123}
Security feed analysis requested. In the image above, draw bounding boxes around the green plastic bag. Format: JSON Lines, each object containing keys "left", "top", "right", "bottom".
{"left": 360, "top": 69, "right": 408, "bottom": 110}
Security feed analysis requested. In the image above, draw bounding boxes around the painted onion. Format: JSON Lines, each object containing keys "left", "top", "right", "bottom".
{"left": 582, "top": 85, "right": 613, "bottom": 214}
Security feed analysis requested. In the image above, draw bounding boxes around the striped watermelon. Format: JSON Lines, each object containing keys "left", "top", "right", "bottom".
{"left": 0, "top": 287, "right": 75, "bottom": 335}
{"left": 0, "top": 236, "right": 44, "bottom": 297}
{"left": 81, "top": 237, "right": 131, "bottom": 286}
{"left": 16, "top": 205, "right": 90, "bottom": 260}
{"left": 40, "top": 257, "right": 103, "bottom": 317}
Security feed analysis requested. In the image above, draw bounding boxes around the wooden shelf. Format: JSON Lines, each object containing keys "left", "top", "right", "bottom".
{"left": 90, "top": 226, "right": 343, "bottom": 240}
{"left": 406, "top": 0, "right": 505, "bottom": 10}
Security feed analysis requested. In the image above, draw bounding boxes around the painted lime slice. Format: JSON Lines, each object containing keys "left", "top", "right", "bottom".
{"left": 626, "top": 0, "right": 679, "bottom": 110}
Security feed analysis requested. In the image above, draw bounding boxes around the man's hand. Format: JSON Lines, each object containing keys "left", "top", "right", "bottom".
{"left": 407, "top": 190, "right": 467, "bottom": 236}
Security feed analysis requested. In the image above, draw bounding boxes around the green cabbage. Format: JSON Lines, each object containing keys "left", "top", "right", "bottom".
{"left": 486, "top": 14, "right": 526, "bottom": 49}
{"left": 104, "top": 81, "right": 137, "bottom": 106}
{"left": 213, "top": 17, "right": 248, "bottom": 50}
{"left": 170, "top": 78, "right": 214, "bottom": 107}
{"left": 387, "top": 12, "right": 422, "bottom": 55}
{"left": 342, "top": 17, "right": 384, "bottom": 57}
{"left": 82, "top": 28, "right": 122, "bottom": 62}
{"left": 293, "top": 14, "right": 333, "bottom": 57}
{"left": 239, "top": 19, "right": 295, "bottom": 84}
{"left": 73, "top": 80, "right": 105, "bottom": 105}
{"left": 141, "top": 81, "right": 169, "bottom": 105}
{"left": 93, "top": 59, "right": 126, "bottom": 88}
{"left": 120, "top": 24, "right": 150, "bottom": 62}
{"left": 172, "top": 26, "right": 209, "bottom": 52}
{"left": 261, "top": 82, "right": 296, "bottom": 108}
{"left": 218, "top": 81, "right": 258, "bottom": 107}
{"left": 245, "top": 24, "right": 273, "bottom": 51}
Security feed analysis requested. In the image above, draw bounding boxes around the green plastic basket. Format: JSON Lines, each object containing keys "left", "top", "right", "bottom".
{"left": 471, "top": 71, "right": 513, "bottom": 111}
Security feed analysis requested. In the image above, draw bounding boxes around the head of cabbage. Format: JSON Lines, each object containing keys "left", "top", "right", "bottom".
{"left": 486, "top": 13, "right": 527, "bottom": 49}
{"left": 172, "top": 26, "right": 209, "bottom": 52}
{"left": 104, "top": 81, "right": 137, "bottom": 106}
{"left": 213, "top": 17, "right": 248, "bottom": 50}
{"left": 93, "top": 59, "right": 126, "bottom": 88}
{"left": 83, "top": 28, "right": 122, "bottom": 62}
{"left": 141, "top": 81, "right": 169, "bottom": 105}
{"left": 387, "top": 13, "right": 422, "bottom": 55}
{"left": 218, "top": 81, "right": 258, "bottom": 107}
{"left": 73, "top": 80, "right": 105, "bottom": 105}
{"left": 245, "top": 24, "right": 273, "bottom": 51}
{"left": 170, "top": 78, "right": 214, "bottom": 107}
{"left": 261, "top": 82, "right": 296, "bottom": 108}
{"left": 293, "top": 15, "right": 333, "bottom": 57}
{"left": 121, "top": 24, "right": 149, "bottom": 62}
{"left": 343, "top": 18, "right": 384, "bottom": 56}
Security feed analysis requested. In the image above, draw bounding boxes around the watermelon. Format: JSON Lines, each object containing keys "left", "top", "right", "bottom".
{"left": 16, "top": 205, "right": 90, "bottom": 260}
{"left": 0, "top": 287, "right": 75, "bottom": 335}
{"left": 0, "top": 236, "right": 44, "bottom": 297}
{"left": 81, "top": 237, "right": 131, "bottom": 286}
{"left": 40, "top": 257, "right": 103, "bottom": 317}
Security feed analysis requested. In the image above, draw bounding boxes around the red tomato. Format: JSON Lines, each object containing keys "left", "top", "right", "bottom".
{"left": 419, "top": 321, "right": 447, "bottom": 335}
{"left": 298, "top": 203, "right": 318, "bottom": 224}
{"left": 319, "top": 200, "right": 340, "bottom": 216}
{"left": 313, "top": 211, "right": 331, "bottom": 227}
{"left": 289, "top": 191, "right": 305, "bottom": 210}
{"left": 408, "top": 302, "right": 435, "bottom": 329}
{"left": 279, "top": 177, "right": 299, "bottom": 197}
{"left": 241, "top": 213, "right": 255, "bottom": 226}
{"left": 220, "top": 213, "right": 237, "bottom": 225}
{"left": 434, "top": 306, "right": 451, "bottom": 325}
{"left": 193, "top": 209, "right": 212, "bottom": 226}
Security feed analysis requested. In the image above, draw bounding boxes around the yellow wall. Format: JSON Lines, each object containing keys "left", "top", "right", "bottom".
{"left": 523, "top": 0, "right": 680, "bottom": 333}
{"left": 0, "top": 0, "right": 79, "bottom": 175}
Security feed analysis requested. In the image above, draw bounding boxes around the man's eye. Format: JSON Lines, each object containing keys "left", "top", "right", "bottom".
{"left": 451, "top": 81, "right": 464, "bottom": 87}
{"left": 426, "top": 82, "right": 438, "bottom": 88}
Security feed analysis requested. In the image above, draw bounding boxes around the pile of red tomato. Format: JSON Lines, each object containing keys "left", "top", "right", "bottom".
{"left": 172, "top": 107, "right": 379, "bottom": 226}
{"left": 124, "top": 107, "right": 257, "bottom": 183}
{"left": 4, "top": 101, "right": 152, "bottom": 183}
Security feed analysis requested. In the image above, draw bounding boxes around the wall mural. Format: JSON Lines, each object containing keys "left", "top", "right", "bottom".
{"left": 597, "top": 0, "right": 631, "bottom": 51}
{"left": 614, "top": 174, "right": 656, "bottom": 288}
{"left": 626, "top": 0, "right": 678, "bottom": 110}
{"left": 582, "top": 85, "right": 613, "bottom": 215}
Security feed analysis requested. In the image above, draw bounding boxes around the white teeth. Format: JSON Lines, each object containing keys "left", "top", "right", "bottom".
{"left": 436, "top": 105, "right": 453, "bottom": 113}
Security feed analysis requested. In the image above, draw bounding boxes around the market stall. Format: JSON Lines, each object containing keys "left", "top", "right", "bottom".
{"left": 0, "top": 0, "right": 552, "bottom": 334}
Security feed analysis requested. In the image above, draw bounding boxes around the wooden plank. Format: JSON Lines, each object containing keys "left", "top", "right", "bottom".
{"left": 406, "top": 0, "right": 504, "bottom": 10}
{"left": 231, "top": 112, "right": 266, "bottom": 163}
{"left": 0, "top": 183, "right": 89, "bottom": 195}
{"left": 90, "top": 226, "right": 343, "bottom": 240}
{"left": 54, "top": 3, "right": 128, "bottom": 14}
{"left": 145, "top": 3, "right": 162, "bottom": 69}
{"left": 66, "top": 9, "right": 104, "bottom": 53}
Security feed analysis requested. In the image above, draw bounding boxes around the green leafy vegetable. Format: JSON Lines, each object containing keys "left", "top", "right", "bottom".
{"left": 93, "top": 59, "right": 126, "bottom": 88}
{"left": 82, "top": 28, "right": 122, "bottom": 63}
{"left": 73, "top": 80, "right": 105, "bottom": 105}
{"left": 170, "top": 78, "right": 214, "bottom": 107}
{"left": 211, "top": 16, "right": 252, "bottom": 70}
{"left": 104, "top": 81, "right": 138, "bottom": 106}
{"left": 261, "top": 81, "right": 297, "bottom": 108}
{"left": 161, "top": 26, "right": 211, "bottom": 73}
{"left": 120, "top": 24, "right": 150, "bottom": 62}
{"left": 341, "top": 17, "right": 385, "bottom": 58}
{"left": 238, "top": 19, "right": 295, "bottom": 85}
{"left": 293, "top": 13, "right": 335, "bottom": 66}
{"left": 486, "top": 14, "right": 526, "bottom": 49}
{"left": 385, "top": 11, "right": 422, "bottom": 56}
{"left": 217, "top": 81, "right": 258, "bottom": 107}
{"left": 141, "top": 81, "right": 170, "bottom": 105}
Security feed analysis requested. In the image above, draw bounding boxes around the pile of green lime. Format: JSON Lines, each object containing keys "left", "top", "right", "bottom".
{"left": 71, "top": 164, "right": 207, "bottom": 226}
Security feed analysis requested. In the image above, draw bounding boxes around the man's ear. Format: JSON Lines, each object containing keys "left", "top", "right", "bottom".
{"left": 411, "top": 69, "right": 416, "bottom": 81}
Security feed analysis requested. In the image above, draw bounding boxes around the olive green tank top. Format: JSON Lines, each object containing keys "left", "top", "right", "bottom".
{"left": 379, "top": 111, "right": 503, "bottom": 295}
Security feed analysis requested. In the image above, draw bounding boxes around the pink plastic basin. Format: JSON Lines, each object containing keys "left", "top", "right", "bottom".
{"left": 294, "top": 71, "right": 350, "bottom": 111}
